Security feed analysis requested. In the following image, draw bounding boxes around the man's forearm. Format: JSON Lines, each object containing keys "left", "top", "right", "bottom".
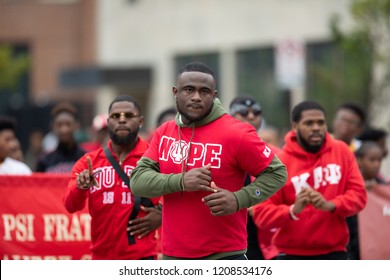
{"left": 234, "top": 155, "right": 287, "bottom": 209}
{"left": 130, "top": 157, "right": 183, "bottom": 197}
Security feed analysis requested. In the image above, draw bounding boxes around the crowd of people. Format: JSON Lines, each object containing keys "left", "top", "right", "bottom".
{"left": 1, "top": 62, "right": 389, "bottom": 260}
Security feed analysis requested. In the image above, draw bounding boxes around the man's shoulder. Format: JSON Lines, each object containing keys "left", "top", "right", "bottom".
{"left": 326, "top": 133, "right": 354, "bottom": 151}
{"left": 5, "top": 157, "right": 27, "bottom": 166}
{"left": 133, "top": 137, "right": 149, "bottom": 155}
{"left": 75, "top": 147, "right": 104, "bottom": 163}
{"left": 85, "top": 147, "right": 104, "bottom": 158}
{"left": 327, "top": 137, "right": 352, "bottom": 154}
{"left": 216, "top": 114, "right": 254, "bottom": 130}
{"left": 3, "top": 157, "right": 32, "bottom": 174}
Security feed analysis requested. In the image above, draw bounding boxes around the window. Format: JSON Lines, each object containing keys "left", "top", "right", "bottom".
{"left": 0, "top": 44, "right": 30, "bottom": 114}
{"left": 236, "top": 47, "right": 289, "bottom": 130}
{"left": 306, "top": 41, "right": 371, "bottom": 120}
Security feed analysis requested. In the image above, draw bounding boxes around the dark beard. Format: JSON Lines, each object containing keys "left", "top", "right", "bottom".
{"left": 109, "top": 127, "right": 138, "bottom": 145}
{"left": 176, "top": 100, "right": 213, "bottom": 123}
{"left": 297, "top": 130, "right": 323, "bottom": 154}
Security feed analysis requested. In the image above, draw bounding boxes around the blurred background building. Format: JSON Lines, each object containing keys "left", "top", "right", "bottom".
{"left": 1, "top": 0, "right": 389, "bottom": 173}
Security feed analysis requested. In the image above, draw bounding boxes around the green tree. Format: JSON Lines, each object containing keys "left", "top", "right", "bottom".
{"left": 0, "top": 45, "right": 29, "bottom": 92}
{"left": 333, "top": 0, "right": 390, "bottom": 127}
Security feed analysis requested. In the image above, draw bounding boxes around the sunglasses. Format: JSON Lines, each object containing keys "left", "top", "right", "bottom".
{"left": 109, "top": 112, "right": 140, "bottom": 119}
{"left": 230, "top": 104, "right": 262, "bottom": 117}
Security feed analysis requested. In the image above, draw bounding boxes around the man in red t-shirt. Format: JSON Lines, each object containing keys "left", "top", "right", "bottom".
{"left": 229, "top": 95, "right": 280, "bottom": 260}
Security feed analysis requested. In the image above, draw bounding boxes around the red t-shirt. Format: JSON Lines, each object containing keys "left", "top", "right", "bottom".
{"left": 144, "top": 115, "right": 274, "bottom": 258}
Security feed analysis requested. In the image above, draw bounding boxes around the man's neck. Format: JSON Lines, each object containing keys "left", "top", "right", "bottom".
{"left": 111, "top": 139, "right": 138, "bottom": 163}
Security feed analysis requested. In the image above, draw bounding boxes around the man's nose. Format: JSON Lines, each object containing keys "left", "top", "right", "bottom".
{"left": 312, "top": 123, "right": 321, "bottom": 130}
{"left": 191, "top": 91, "right": 202, "bottom": 100}
{"left": 247, "top": 111, "right": 256, "bottom": 119}
{"left": 118, "top": 114, "right": 128, "bottom": 122}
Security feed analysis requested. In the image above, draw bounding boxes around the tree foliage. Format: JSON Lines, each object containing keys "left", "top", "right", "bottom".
{"left": 334, "top": 0, "right": 390, "bottom": 125}
{"left": 0, "top": 45, "right": 30, "bottom": 93}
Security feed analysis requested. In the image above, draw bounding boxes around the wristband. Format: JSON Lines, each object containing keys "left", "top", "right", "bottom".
{"left": 289, "top": 204, "right": 300, "bottom": 221}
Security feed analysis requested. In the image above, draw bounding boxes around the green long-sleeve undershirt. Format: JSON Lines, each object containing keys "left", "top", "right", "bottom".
{"left": 130, "top": 155, "right": 287, "bottom": 209}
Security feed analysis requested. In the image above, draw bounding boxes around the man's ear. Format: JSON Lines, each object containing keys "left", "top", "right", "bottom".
{"left": 172, "top": 86, "right": 177, "bottom": 98}
{"left": 138, "top": 116, "right": 145, "bottom": 128}
{"left": 292, "top": 122, "right": 298, "bottom": 132}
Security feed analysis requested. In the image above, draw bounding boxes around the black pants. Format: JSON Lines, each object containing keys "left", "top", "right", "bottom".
{"left": 276, "top": 251, "right": 347, "bottom": 260}
{"left": 141, "top": 256, "right": 156, "bottom": 260}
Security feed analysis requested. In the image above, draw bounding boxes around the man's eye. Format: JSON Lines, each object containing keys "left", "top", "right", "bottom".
{"left": 124, "top": 113, "right": 137, "bottom": 118}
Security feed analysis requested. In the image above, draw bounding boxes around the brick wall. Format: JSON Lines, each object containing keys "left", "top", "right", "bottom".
{"left": 0, "top": 0, "right": 96, "bottom": 103}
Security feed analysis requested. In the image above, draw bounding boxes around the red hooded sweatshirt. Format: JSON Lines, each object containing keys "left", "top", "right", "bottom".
{"left": 253, "top": 131, "right": 367, "bottom": 256}
{"left": 64, "top": 139, "right": 159, "bottom": 259}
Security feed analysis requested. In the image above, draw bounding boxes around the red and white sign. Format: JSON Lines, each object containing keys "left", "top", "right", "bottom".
{"left": 0, "top": 174, "right": 91, "bottom": 260}
{"left": 1, "top": 175, "right": 388, "bottom": 260}
{"left": 275, "top": 39, "right": 306, "bottom": 89}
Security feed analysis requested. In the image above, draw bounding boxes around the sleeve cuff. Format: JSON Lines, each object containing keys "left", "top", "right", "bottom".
{"left": 289, "top": 204, "right": 300, "bottom": 221}
{"left": 233, "top": 189, "right": 252, "bottom": 210}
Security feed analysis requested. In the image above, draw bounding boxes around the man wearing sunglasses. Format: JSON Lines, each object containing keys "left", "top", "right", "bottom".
{"left": 229, "top": 96, "right": 262, "bottom": 131}
{"left": 64, "top": 95, "right": 161, "bottom": 260}
{"left": 230, "top": 96, "right": 280, "bottom": 260}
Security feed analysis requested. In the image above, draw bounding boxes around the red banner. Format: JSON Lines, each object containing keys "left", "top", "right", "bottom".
{"left": 2, "top": 175, "right": 388, "bottom": 260}
{"left": 0, "top": 174, "right": 91, "bottom": 260}
{"left": 358, "top": 185, "right": 390, "bottom": 260}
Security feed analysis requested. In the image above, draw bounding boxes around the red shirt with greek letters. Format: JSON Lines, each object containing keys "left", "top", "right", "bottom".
{"left": 64, "top": 138, "right": 159, "bottom": 260}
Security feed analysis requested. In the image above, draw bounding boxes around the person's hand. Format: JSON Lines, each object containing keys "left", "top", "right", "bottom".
{"left": 202, "top": 182, "right": 238, "bottom": 216}
{"left": 182, "top": 164, "right": 216, "bottom": 193}
{"left": 127, "top": 206, "right": 162, "bottom": 239}
{"left": 76, "top": 156, "right": 100, "bottom": 190}
{"left": 365, "top": 179, "right": 377, "bottom": 190}
{"left": 292, "top": 187, "right": 312, "bottom": 214}
{"left": 308, "top": 190, "right": 336, "bottom": 212}
{"left": 248, "top": 206, "right": 254, "bottom": 217}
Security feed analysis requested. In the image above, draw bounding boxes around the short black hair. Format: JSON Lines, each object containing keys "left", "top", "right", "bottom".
{"left": 108, "top": 95, "right": 142, "bottom": 115}
{"left": 177, "top": 62, "right": 216, "bottom": 82}
{"left": 336, "top": 102, "right": 366, "bottom": 124}
{"left": 51, "top": 102, "right": 78, "bottom": 120}
{"left": 0, "top": 115, "right": 16, "bottom": 132}
{"left": 357, "top": 127, "right": 387, "bottom": 141}
{"left": 355, "top": 141, "right": 382, "bottom": 158}
{"left": 291, "top": 101, "right": 326, "bottom": 122}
